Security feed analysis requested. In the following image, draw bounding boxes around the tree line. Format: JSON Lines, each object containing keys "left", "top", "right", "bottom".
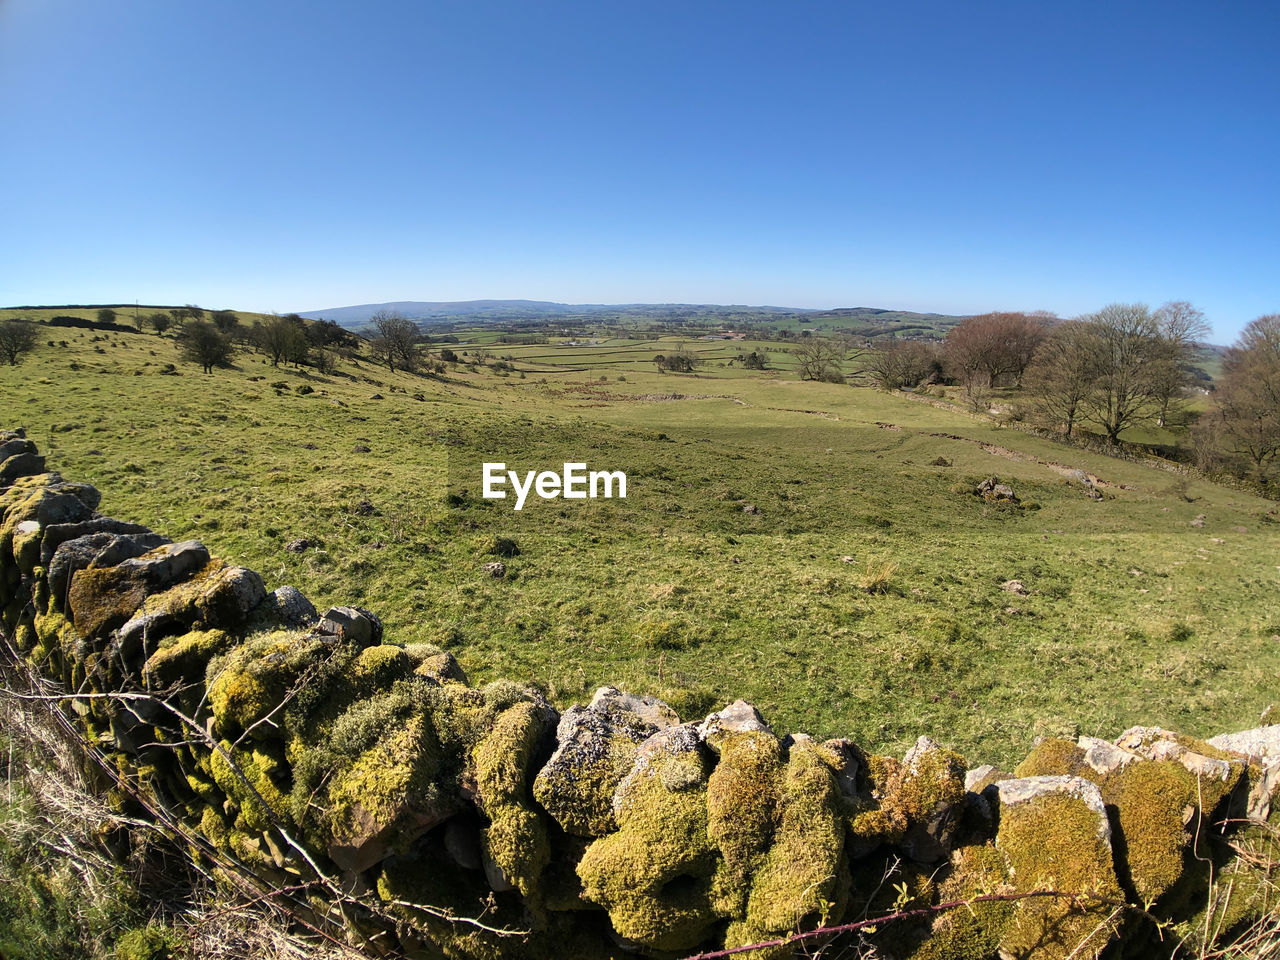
{"left": 856, "top": 304, "right": 1279, "bottom": 486}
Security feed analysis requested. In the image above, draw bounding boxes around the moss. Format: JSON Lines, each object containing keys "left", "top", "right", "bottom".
{"left": 199, "top": 804, "right": 231, "bottom": 848}
{"left": 849, "top": 746, "right": 966, "bottom": 861}
{"left": 351, "top": 643, "right": 414, "bottom": 693}
{"left": 142, "top": 629, "right": 232, "bottom": 689}
{"left": 208, "top": 740, "right": 291, "bottom": 834}
{"left": 326, "top": 712, "right": 454, "bottom": 870}
{"left": 114, "top": 924, "right": 177, "bottom": 960}
{"left": 996, "top": 793, "right": 1123, "bottom": 959}
{"left": 849, "top": 754, "right": 908, "bottom": 848}
{"left": 1014, "top": 738, "right": 1094, "bottom": 781}
{"left": 534, "top": 732, "right": 639, "bottom": 837}
{"left": 706, "top": 730, "right": 783, "bottom": 918}
{"left": 913, "top": 844, "right": 1013, "bottom": 960}
{"left": 472, "top": 700, "right": 553, "bottom": 897}
{"left": 207, "top": 629, "right": 323, "bottom": 740}
{"left": 576, "top": 742, "right": 719, "bottom": 952}
{"left": 731, "top": 738, "right": 850, "bottom": 959}
{"left": 65, "top": 564, "right": 150, "bottom": 640}
{"left": 1171, "top": 821, "right": 1279, "bottom": 950}
{"left": 377, "top": 852, "right": 530, "bottom": 960}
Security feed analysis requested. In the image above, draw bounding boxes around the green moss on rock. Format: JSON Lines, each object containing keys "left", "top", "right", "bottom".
{"left": 577, "top": 733, "right": 719, "bottom": 952}
{"left": 728, "top": 737, "right": 850, "bottom": 960}
{"left": 326, "top": 712, "right": 454, "bottom": 873}
{"left": 996, "top": 788, "right": 1123, "bottom": 960}
{"left": 706, "top": 729, "right": 783, "bottom": 918}
{"left": 913, "top": 844, "right": 1013, "bottom": 960}
{"left": 472, "top": 700, "right": 554, "bottom": 897}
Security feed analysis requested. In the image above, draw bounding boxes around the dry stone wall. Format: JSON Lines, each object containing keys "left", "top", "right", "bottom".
{"left": 2, "top": 428, "right": 1279, "bottom": 959}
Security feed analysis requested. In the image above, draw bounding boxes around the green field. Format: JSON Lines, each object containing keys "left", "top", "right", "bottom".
{"left": 4, "top": 315, "right": 1277, "bottom": 769}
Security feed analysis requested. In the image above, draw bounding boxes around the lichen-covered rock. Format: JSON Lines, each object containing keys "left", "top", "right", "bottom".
{"left": 207, "top": 629, "right": 330, "bottom": 740}
{"left": 315, "top": 605, "right": 382, "bottom": 646}
{"left": 848, "top": 737, "right": 966, "bottom": 863}
{"left": 262, "top": 585, "right": 317, "bottom": 628}
{"left": 67, "top": 540, "right": 210, "bottom": 639}
{"left": 533, "top": 686, "right": 678, "bottom": 837}
{"left": 913, "top": 843, "right": 1014, "bottom": 960}
{"left": 994, "top": 776, "right": 1122, "bottom": 959}
{"left": 706, "top": 728, "right": 783, "bottom": 918}
{"left": 407, "top": 645, "right": 468, "bottom": 685}
{"left": 0, "top": 451, "right": 47, "bottom": 485}
{"left": 327, "top": 711, "right": 452, "bottom": 873}
{"left": 1016, "top": 734, "right": 1244, "bottom": 908}
{"left": 698, "top": 699, "right": 770, "bottom": 747}
{"left": 1208, "top": 723, "right": 1280, "bottom": 761}
{"left": 726, "top": 736, "right": 850, "bottom": 959}
{"left": 47, "top": 531, "right": 169, "bottom": 614}
{"left": 142, "top": 629, "right": 234, "bottom": 690}
{"left": 577, "top": 722, "right": 718, "bottom": 952}
{"left": 471, "top": 698, "right": 557, "bottom": 897}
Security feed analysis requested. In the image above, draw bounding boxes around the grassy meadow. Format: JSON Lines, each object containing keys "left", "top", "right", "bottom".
{"left": 3, "top": 315, "right": 1278, "bottom": 769}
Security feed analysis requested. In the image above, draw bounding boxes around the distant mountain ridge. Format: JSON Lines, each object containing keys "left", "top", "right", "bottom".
{"left": 296, "top": 299, "right": 961, "bottom": 333}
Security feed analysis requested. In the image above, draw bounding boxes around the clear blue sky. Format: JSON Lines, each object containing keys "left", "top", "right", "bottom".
{"left": 2, "top": 0, "right": 1277, "bottom": 340}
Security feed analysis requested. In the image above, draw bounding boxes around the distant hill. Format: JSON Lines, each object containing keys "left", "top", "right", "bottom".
{"left": 296, "top": 299, "right": 967, "bottom": 337}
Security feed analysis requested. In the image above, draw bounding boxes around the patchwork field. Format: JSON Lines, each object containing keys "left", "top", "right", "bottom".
{"left": 3, "top": 318, "right": 1277, "bottom": 768}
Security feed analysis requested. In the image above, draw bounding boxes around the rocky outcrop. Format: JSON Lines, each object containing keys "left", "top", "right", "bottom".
{"left": 2, "top": 430, "right": 1278, "bottom": 960}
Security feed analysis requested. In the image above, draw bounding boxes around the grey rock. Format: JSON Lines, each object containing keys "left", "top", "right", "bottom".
{"left": 698, "top": 699, "right": 770, "bottom": 748}
{"left": 1116, "top": 726, "right": 1237, "bottom": 782}
{"left": 443, "top": 818, "right": 482, "bottom": 871}
{"left": 995, "top": 775, "right": 1111, "bottom": 841}
{"left": 40, "top": 517, "right": 160, "bottom": 566}
{"left": 964, "top": 764, "right": 999, "bottom": 792}
{"left": 0, "top": 437, "right": 36, "bottom": 461}
{"left": 1207, "top": 724, "right": 1280, "bottom": 761}
{"left": 591, "top": 687, "right": 680, "bottom": 729}
{"left": 899, "top": 736, "right": 966, "bottom": 862}
{"left": 265, "top": 585, "right": 318, "bottom": 627}
{"left": 47, "top": 531, "right": 169, "bottom": 611}
{"left": 0, "top": 452, "right": 47, "bottom": 485}
{"left": 532, "top": 687, "right": 678, "bottom": 837}
{"left": 315, "top": 605, "right": 382, "bottom": 647}
{"left": 284, "top": 538, "right": 311, "bottom": 553}
{"left": 1077, "top": 736, "right": 1142, "bottom": 776}
{"left": 483, "top": 561, "right": 506, "bottom": 578}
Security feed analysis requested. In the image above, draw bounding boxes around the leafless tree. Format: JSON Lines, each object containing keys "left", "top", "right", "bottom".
{"left": 1150, "top": 300, "right": 1210, "bottom": 426}
{"left": 793, "top": 336, "right": 857, "bottom": 382}
{"left": 1078, "top": 303, "right": 1165, "bottom": 444}
{"left": 943, "top": 312, "right": 1048, "bottom": 394}
{"left": 865, "top": 340, "right": 938, "bottom": 390}
{"left": 369, "top": 309, "right": 420, "bottom": 373}
{"left": 1023, "top": 320, "right": 1096, "bottom": 437}
{"left": 1200, "top": 313, "right": 1280, "bottom": 481}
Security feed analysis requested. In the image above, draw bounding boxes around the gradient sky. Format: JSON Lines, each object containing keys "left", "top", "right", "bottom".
{"left": 2, "top": 1, "right": 1277, "bottom": 341}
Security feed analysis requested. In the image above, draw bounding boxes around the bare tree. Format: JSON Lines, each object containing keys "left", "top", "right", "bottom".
{"left": 96, "top": 308, "right": 117, "bottom": 326}
{"left": 943, "top": 312, "right": 1048, "bottom": 393}
{"left": 1023, "top": 320, "right": 1096, "bottom": 436}
{"left": 1201, "top": 313, "right": 1280, "bottom": 481}
{"left": 793, "top": 336, "right": 855, "bottom": 382}
{"left": 0, "top": 318, "right": 39, "bottom": 365}
{"left": 148, "top": 312, "right": 172, "bottom": 336}
{"left": 1150, "top": 301, "right": 1210, "bottom": 426}
{"left": 1078, "top": 303, "right": 1165, "bottom": 444}
{"left": 865, "top": 340, "right": 938, "bottom": 390}
{"left": 369, "top": 309, "right": 420, "bottom": 373}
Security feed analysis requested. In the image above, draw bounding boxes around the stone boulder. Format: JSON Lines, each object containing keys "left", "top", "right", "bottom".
{"left": 533, "top": 687, "right": 679, "bottom": 837}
